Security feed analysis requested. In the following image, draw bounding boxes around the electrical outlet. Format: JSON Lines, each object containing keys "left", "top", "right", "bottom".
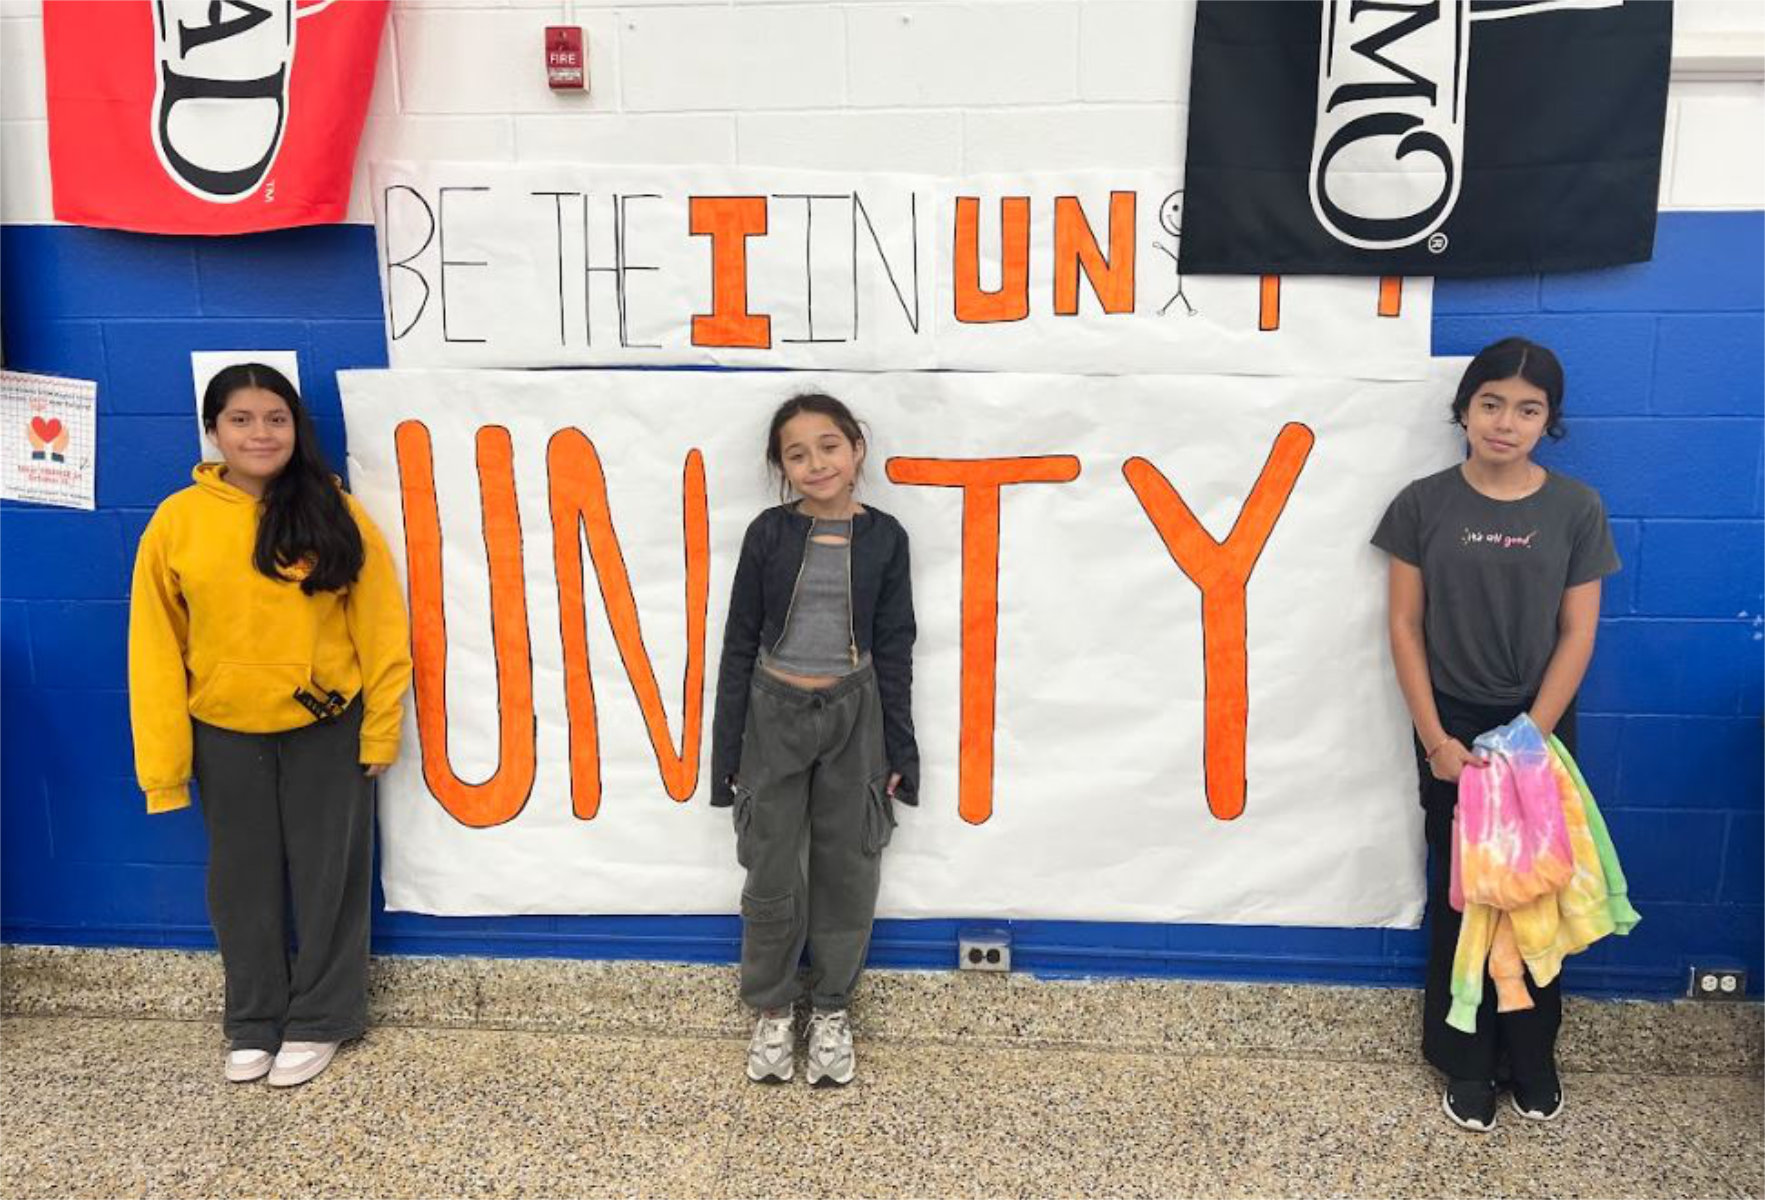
{"left": 958, "top": 925, "right": 1011, "bottom": 972}
{"left": 1688, "top": 966, "right": 1747, "bottom": 1000}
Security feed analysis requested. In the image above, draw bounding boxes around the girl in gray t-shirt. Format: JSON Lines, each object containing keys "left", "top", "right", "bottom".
{"left": 1372, "top": 337, "right": 1619, "bottom": 1134}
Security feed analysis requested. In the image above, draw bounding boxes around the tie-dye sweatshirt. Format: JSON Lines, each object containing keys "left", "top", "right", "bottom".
{"left": 1447, "top": 713, "right": 1641, "bottom": 1034}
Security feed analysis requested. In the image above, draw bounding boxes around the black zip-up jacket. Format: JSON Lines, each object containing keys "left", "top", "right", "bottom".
{"left": 711, "top": 502, "right": 918, "bottom": 807}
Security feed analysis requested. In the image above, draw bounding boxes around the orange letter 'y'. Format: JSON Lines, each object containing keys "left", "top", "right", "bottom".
{"left": 1122, "top": 424, "right": 1314, "bottom": 821}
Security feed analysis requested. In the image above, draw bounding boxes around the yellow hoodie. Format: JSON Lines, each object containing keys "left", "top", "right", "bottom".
{"left": 128, "top": 463, "right": 413, "bottom": 813}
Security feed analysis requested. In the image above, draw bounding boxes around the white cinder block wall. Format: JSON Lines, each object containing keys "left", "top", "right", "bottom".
{"left": 1, "top": 0, "right": 1762, "bottom": 224}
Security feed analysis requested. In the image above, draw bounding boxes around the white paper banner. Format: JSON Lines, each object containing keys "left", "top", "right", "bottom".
{"left": 342, "top": 366, "right": 1463, "bottom": 925}
{"left": 373, "top": 163, "right": 1434, "bottom": 381}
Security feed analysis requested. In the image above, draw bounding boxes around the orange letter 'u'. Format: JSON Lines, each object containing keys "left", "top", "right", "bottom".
{"left": 886, "top": 455, "right": 1081, "bottom": 824}
{"left": 689, "top": 196, "right": 771, "bottom": 348}
{"left": 1054, "top": 192, "right": 1136, "bottom": 315}
{"left": 953, "top": 196, "right": 1032, "bottom": 324}
{"left": 1122, "top": 424, "right": 1315, "bottom": 821}
{"left": 548, "top": 430, "right": 709, "bottom": 819}
{"left": 396, "top": 421, "right": 537, "bottom": 829}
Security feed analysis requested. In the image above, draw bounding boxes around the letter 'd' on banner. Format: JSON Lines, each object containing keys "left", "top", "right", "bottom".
{"left": 43, "top": 0, "right": 388, "bottom": 233}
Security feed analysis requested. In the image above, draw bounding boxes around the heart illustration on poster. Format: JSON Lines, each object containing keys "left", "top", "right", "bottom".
{"left": 2, "top": 370, "right": 97, "bottom": 510}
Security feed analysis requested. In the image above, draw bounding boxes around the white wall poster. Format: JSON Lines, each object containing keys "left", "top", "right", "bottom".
{"left": 342, "top": 365, "right": 1463, "bottom": 925}
{"left": 1, "top": 370, "right": 97, "bottom": 511}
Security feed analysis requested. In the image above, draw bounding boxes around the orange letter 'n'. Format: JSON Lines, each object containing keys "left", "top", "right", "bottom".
{"left": 547, "top": 430, "right": 709, "bottom": 819}
{"left": 953, "top": 196, "right": 1031, "bottom": 324}
{"left": 1054, "top": 192, "right": 1136, "bottom": 315}
{"left": 689, "top": 196, "right": 771, "bottom": 348}
{"left": 1122, "top": 424, "right": 1314, "bottom": 821}
{"left": 886, "top": 455, "right": 1081, "bottom": 824}
{"left": 396, "top": 421, "right": 537, "bottom": 829}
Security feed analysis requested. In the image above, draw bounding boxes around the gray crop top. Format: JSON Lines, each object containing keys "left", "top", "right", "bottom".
{"left": 762, "top": 518, "right": 862, "bottom": 677}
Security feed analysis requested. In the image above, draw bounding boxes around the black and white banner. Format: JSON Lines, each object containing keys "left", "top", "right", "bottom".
{"left": 1179, "top": 0, "right": 1673, "bottom": 277}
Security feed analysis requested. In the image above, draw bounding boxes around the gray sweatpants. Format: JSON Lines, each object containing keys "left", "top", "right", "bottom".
{"left": 192, "top": 704, "right": 375, "bottom": 1052}
{"left": 734, "top": 662, "right": 895, "bottom": 1012}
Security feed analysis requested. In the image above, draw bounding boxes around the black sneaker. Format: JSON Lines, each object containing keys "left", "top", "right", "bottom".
{"left": 1511, "top": 1074, "right": 1565, "bottom": 1121}
{"left": 1442, "top": 1078, "right": 1498, "bottom": 1132}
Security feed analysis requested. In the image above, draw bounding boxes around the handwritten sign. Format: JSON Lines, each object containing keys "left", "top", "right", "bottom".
{"left": 372, "top": 163, "right": 1435, "bottom": 380}
{"left": 342, "top": 365, "right": 1462, "bottom": 924}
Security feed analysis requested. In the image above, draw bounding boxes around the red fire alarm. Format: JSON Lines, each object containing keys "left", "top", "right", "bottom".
{"left": 546, "top": 26, "right": 586, "bottom": 91}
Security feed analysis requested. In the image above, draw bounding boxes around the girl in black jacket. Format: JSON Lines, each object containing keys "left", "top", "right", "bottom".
{"left": 711, "top": 392, "right": 918, "bottom": 1088}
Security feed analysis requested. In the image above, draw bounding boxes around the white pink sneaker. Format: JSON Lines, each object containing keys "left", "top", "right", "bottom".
{"left": 267, "top": 1041, "right": 338, "bottom": 1088}
{"left": 224, "top": 1048, "right": 273, "bottom": 1083}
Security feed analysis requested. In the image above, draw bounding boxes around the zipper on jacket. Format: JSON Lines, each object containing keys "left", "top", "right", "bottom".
{"left": 771, "top": 515, "right": 816, "bottom": 655}
{"left": 845, "top": 517, "right": 859, "bottom": 666}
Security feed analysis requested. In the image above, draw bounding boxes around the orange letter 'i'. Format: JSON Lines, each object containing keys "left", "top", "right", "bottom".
{"left": 689, "top": 196, "right": 772, "bottom": 348}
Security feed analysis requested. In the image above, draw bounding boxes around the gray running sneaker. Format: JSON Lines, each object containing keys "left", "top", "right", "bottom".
{"left": 746, "top": 1010, "right": 795, "bottom": 1084}
{"left": 806, "top": 1009, "right": 855, "bottom": 1087}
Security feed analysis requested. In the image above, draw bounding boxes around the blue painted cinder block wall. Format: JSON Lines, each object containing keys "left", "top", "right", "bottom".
{"left": 3, "top": 214, "right": 1760, "bottom": 997}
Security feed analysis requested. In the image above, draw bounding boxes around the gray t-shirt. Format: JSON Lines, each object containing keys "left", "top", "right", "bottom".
{"left": 1372, "top": 465, "right": 1619, "bottom": 706}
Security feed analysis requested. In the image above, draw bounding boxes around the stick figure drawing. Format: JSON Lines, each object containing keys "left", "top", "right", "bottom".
{"left": 1153, "top": 190, "right": 1197, "bottom": 317}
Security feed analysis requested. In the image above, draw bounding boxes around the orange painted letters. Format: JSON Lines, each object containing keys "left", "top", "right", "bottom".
{"left": 689, "top": 196, "right": 771, "bottom": 348}
{"left": 1053, "top": 192, "right": 1136, "bottom": 315}
{"left": 548, "top": 430, "right": 709, "bottom": 819}
{"left": 396, "top": 422, "right": 537, "bottom": 828}
{"left": 1261, "top": 275, "right": 1401, "bottom": 331}
{"left": 1378, "top": 276, "right": 1403, "bottom": 317}
{"left": 953, "top": 197, "right": 1032, "bottom": 324}
{"left": 886, "top": 456, "right": 1082, "bottom": 824}
{"left": 1123, "top": 424, "right": 1315, "bottom": 821}
{"left": 1258, "top": 276, "right": 1281, "bottom": 332}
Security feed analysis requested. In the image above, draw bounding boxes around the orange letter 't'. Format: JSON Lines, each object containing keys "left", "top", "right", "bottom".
{"left": 886, "top": 455, "right": 1081, "bottom": 824}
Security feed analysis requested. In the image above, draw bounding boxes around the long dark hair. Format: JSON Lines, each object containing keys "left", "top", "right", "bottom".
{"left": 202, "top": 363, "right": 363, "bottom": 595}
{"left": 1450, "top": 336, "right": 1567, "bottom": 440}
{"left": 765, "top": 392, "right": 867, "bottom": 503}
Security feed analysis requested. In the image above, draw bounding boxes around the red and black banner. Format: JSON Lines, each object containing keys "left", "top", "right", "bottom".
{"left": 44, "top": 0, "right": 387, "bottom": 235}
{"left": 1178, "top": 0, "right": 1673, "bottom": 277}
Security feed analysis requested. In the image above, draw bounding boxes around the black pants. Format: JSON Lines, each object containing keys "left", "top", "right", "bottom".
{"left": 193, "top": 705, "right": 374, "bottom": 1052}
{"left": 1418, "top": 690, "right": 1576, "bottom": 1086}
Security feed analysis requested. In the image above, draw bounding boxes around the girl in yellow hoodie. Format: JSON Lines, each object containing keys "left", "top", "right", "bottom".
{"left": 129, "top": 363, "right": 411, "bottom": 1088}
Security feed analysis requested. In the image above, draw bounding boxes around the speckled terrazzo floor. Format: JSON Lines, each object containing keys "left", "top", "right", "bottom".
{"left": 2, "top": 1014, "right": 1760, "bottom": 1200}
{"left": 6, "top": 945, "right": 1761, "bottom": 1076}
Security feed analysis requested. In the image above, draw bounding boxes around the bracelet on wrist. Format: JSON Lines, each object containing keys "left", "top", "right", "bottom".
{"left": 1423, "top": 736, "right": 1453, "bottom": 761}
